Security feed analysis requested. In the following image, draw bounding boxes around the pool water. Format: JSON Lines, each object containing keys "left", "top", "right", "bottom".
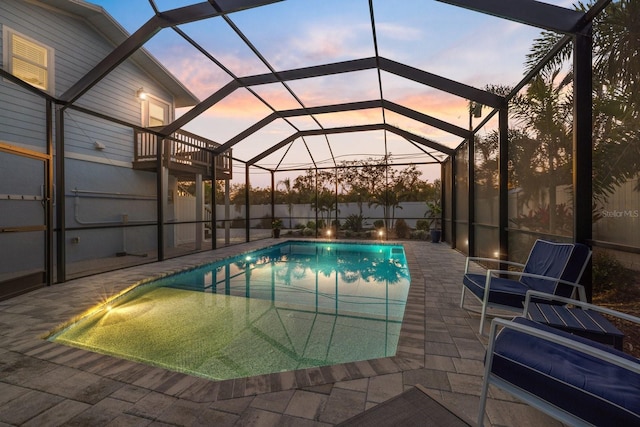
{"left": 50, "top": 241, "right": 411, "bottom": 381}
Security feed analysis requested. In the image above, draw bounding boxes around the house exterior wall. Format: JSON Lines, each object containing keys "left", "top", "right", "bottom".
{"left": 1, "top": 0, "right": 175, "bottom": 156}
{"left": 0, "top": 0, "right": 179, "bottom": 275}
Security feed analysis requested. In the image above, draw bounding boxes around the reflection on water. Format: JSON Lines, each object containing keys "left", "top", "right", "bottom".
{"left": 162, "top": 242, "right": 410, "bottom": 320}
{"left": 50, "top": 242, "right": 411, "bottom": 381}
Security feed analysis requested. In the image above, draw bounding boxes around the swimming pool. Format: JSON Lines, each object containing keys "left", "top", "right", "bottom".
{"left": 49, "top": 241, "right": 411, "bottom": 381}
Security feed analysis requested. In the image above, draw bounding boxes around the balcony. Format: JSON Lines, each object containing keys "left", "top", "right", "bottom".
{"left": 133, "top": 128, "right": 232, "bottom": 180}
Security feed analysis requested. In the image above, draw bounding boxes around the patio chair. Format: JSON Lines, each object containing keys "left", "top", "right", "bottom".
{"left": 524, "top": 290, "right": 626, "bottom": 349}
{"left": 477, "top": 310, "right": 640, "bottom": 426}
{"left": 460, "top": 239, "right": 591, "bottom": 334}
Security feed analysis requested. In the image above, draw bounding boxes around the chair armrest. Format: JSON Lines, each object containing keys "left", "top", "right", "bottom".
{"left": 484, "top": 270, "right": 587, "bottom": 301}
{"left": 465, "top": 257, "right": 525, "bottom": 274}
{"left": 524, "top": 290, "right": 640, "bottom": 325}
{"left": 486, "top": 317, "right": 640, "bottom": 374}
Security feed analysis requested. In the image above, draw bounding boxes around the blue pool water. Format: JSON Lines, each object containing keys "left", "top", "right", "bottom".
{"left": 50, "top": 241, "right": 411, "bottom": 381}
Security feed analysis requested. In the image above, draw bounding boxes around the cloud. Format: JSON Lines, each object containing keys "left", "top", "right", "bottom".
{"left": 271, "top": 23, "right": 374, "bottom": 68}
{"left": 375, "top": 22, "right": 422, "bottom": 41}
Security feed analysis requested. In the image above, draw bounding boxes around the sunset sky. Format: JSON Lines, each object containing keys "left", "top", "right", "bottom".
{"left": 89, "top": 0, "right": 574, "bottom": 184}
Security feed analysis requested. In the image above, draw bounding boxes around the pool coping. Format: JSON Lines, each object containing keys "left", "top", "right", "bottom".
{"left": 12, "top": 239, "right": 424, "bottom": 401}
{"left": 45, "top": 239, "right": 424, "bottom": 388}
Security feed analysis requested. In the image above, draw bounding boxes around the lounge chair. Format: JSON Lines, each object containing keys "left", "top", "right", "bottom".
{"left": 524, "top": 290, "right": 625, "bottom": 349}
{"left": 478, "top": 308, "right": 640, "bottom": 426}
{"left": 460, "top": 239, "right": 591, "bottom": 334}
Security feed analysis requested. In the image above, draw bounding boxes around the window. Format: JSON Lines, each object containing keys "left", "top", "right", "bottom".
{"left": 3, "top": 27, "right": 54, "bottom": 93}
{"left": 149, "top": 100, "right": 167, "bottom": 126}
{"left": 142, "top": 96, "right": 171, "bottom": 127}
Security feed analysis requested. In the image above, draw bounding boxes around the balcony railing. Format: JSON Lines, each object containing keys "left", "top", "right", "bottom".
{"left": 134, "top": 128, "right": 232, "bottom": 179}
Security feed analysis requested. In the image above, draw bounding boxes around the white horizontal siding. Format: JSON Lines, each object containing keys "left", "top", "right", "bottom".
{"left": 64, "top": 109, "right": 134, "bottom": 163}
{"left": 0, "top": 80, "right": 48, "bottom": 148}
{"left": 1, "top": 0, "right": 175, "bottom": 162}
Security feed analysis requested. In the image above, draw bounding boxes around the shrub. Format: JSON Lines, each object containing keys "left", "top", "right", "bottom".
{"left": 373, "top": 219, "right": 384, "bottom": 229}
{"left": 344, "top": 214, "right": 366, "bottom": 232}
{"left": 395, "top": 218, "right": 410, "bottom": 238}
{"left": 303, "top": 227, "right": 314, "bottom": 236}
{"left": 231, "top": 217, "right": 245, "bottom": 228}
{"left": 411, "top": 230, "right": 428, "bottom": 240}
{"left": 306, "top": 220, "right": 316, "bottom": 230}
{"left": 593, "top": 252, "right": 635, "bottom": 294}
{"left": 416, "top": 219, "right": 430, "bottom": 231}
{"left": 259, "top": 215, "right": 272, "bottom": 229}
{"left": 510, "top": 203, "right": 572, "bottom": 233}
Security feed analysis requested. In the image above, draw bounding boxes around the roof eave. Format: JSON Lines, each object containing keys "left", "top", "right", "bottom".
{"left": 37, "top": 0, "right": 199, "bottom": 108}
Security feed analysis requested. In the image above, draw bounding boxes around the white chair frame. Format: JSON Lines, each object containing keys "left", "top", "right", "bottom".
{"left": 478, "top": 298, "right": 640, "bottom": 427}
{"left": 461, "top": 256, "right": 589, "bottom": 334}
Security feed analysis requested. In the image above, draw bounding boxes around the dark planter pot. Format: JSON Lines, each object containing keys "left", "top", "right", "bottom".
{"left": 273, "top": 229, "right": 281, "bottom": 238}
{"left": 430, "top": 229, "right": 441, "bottom": 243}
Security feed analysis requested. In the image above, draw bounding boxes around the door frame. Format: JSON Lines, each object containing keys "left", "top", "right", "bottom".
{"left": 0, "top": 141, "right": 52, "bottom": 299}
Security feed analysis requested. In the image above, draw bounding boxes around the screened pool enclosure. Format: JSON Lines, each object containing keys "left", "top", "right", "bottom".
{"left": 1, "top": 0, "right": 638, "bottom": 302}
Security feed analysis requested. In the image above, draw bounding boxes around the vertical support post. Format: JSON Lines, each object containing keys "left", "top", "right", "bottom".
{"left": 315, "top": 169, "right": 319, "bottom": 238}
{"left": 334, "top": 167, "right": 338, "bottom": 238}
{"left": 271, "top": 170, "right": 275, "bottom": 222}
{"left": 211, "top": 154, "right": 217, "bottom": 249}
{"left": 385, "top": 161, "right": 389, "bottom": 236}
{"left": 451, "top": 153, "right": 457, "bottom": 250}
{"left": 499, "top": 105, "right": 509, "bottom": 263}
{"left": 573, "top": 25, "right": 593, "bottom": 300}
{"left": 156, "top": 134, "right": 164, "bottom": 261}
{"left": 211, "top": 157, "right": 217, "bottom": 250}
{"left": 54, "top": 104, "right": 66, "bottom": 283}
{"left": 440, "top": 161, "right": 446, "bottom": 242}
{"left": 195, "top": 173, "right": 203, "bottom": 250}
{"left": 468, "top": 133, "right": 475, "bottom": 256}
{"left": 45, "top": 100, "right": 54, "bottom": 286}
{"left": 245, "top": 164, "right": 250, "bottom": 242}
{"left": 225, "top": 179, "right": 230, "bottom": 245}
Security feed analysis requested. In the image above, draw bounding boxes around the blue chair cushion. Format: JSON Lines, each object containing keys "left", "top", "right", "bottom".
{"left": 520, "top": 241, "right": 572, "bottom": 288}
{"left": 463, "top": 241, "right": 591, "bottom": 310}
{"left": 463, "top": 273, "right": 531, "bottom": 308}
{"left": 491, "top": 317, "right": 640, "bottom": 426}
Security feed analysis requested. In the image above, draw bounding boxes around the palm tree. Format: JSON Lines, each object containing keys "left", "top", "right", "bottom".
{"left": 510, "top": 67, "right": 574, "bottom": 234}
{"left": 591, "top": 0, "right": 640, "bottom": 198}
{"left": 278, "top": 177, "right": 294, "bottom": 228}
{"left": 524, "top": 0, "right": 640, "bottom": 202}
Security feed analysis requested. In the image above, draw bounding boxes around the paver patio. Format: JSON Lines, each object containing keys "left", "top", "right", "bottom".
{"left": 0, "top": 240, "right": 560, "bottom": 426}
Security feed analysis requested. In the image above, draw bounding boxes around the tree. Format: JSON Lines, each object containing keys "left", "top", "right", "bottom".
{"left": 366, "top": 159, "right": 426, "bottom": 228}
{"left": 293, "top": 169, "right": 316, "bottom": 204}
{"left": 277, "top": 177, "right": 295, "bottom": 228}
{"left": 590, "top": 0, "right": 640, "bottom": 198}
{"left": 524, "top": 0, "right": 640, "bottom": 203}
{"left": 339, "top": 157, "right": 387, "bottom": 214}
{"left": 510, "top": 67, "right": 574, "bottom": 234}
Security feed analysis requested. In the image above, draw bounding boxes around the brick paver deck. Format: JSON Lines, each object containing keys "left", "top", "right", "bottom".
{"left": 0, "top": 240, "right": 560, "bottom": 426}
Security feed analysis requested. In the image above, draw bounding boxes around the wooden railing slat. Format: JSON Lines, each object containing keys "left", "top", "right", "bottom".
{"left": 133, "top": 129, "right": 231, "bottom": 178}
